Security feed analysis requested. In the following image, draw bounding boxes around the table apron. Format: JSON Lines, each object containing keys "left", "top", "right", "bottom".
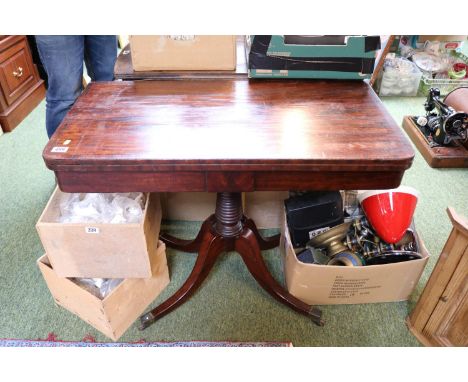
{"left": 55, "top": 169, "right": 405, "bottom": 193}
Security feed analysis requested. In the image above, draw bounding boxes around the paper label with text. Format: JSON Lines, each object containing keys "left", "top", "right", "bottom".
{"left": 328, "top": 276, "right": 382, "bottom": 299}
{"left": 51, "top": 147, "right": 69, "bottom": 153}
{"left": 309, "top": 226, "right": 330, "bottom": 239}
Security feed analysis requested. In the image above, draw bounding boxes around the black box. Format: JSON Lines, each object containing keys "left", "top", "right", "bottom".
{"left": 247, "top": 35, "right": 381, "bottom": 80}
{"left": 284, "top": 191, "right": 344, "bottom": 248}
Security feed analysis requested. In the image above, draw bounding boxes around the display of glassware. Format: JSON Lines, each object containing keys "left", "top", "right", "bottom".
{"left": 58, "top": 192, "right": 146, "bottom": 224}
{"left": 70, "top": 277, "right": 123, "bottom": 299}
{"left": 379, "top": 57, "right": 423, "bottom": 96}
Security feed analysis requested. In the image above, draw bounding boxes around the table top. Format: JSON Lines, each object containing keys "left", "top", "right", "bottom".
{"left": 43, "top": 80, "right": 414, "bottom": 193}
{"left": 114, "top": 36, "right": 248, "bottom": 80}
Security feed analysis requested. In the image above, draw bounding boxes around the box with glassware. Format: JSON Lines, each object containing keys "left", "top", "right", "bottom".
{"left": 37, "top": 241, "right": 169, "bottom": 341}
{"left": 246, "top": 35, "right": 381, "bottom": 79}
{"left": 280, "top": 188, "right": 429, "bottom": 305}
{"left": 129, "top": 35, "right": 237, "bottom": 71}
{"left": 36, "top": 188, "right": 162, "bottom": 278}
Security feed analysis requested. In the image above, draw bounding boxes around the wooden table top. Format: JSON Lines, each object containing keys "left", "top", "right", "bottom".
{"left": 43, "top": 80, "right": 414, "bottom": 192}
{"left": 114, "top": 36, "right": 248, "bottom": 80}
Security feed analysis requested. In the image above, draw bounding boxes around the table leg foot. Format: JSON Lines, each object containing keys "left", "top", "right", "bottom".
{"left": 243, "top": 217, "right": 281, "bottom": 250}
{"left": 160, "top": 215, "right": 216, "bottom": 253}
{"left": 139, "top": 230, "right": 224, "bottom": 330}
{"left": 235, "top": 227, "right": 324, "bottom": 326}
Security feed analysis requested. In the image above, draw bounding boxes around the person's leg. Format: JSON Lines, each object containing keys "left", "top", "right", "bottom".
{"left": 84, "top": 36, "right": 117, "bottom": 81}
{"left": 35, "top": 36, "right": 84, "bottom": 138}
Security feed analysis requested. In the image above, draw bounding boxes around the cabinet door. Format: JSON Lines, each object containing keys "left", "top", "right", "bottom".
{"left": 424, "top": 246, "right": 468, "bottom": 346}
{"left": 443, "top": 294, "right": 468, "bottom": 346}
{"left": 0, "top": 38, "right": 35, "bottom": 106}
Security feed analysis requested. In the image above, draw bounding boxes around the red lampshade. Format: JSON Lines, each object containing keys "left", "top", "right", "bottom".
{"left": 358, "top": 186, "right": 419, "bottom": 244}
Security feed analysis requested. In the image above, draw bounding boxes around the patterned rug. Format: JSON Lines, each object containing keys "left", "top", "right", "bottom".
{"left": 0, "top": 333, "right": 292, "bottom": 347}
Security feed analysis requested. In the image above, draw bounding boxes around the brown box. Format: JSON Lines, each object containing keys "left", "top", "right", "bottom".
{"left": 129, "top": 35, "right": 237, "bottom": 71}
{"left": 245, "top": 191, "right": 289, "bottom": 229}
{"left": 161, "top": 191, "right": 288, "bottom": 229}
{"left": 36, "top": 188, "right": 162, "bottom": 278}
{"left": 417, "top": 35, "right": 467, "bottom": 43}
{"left": 161, "top": 192, "right": 216, "bottom": 222}
{"left": 37, "top": 241, "right": 169, "bottom": 341}
{"left": 280, "top": 212, "right": 429, "bottom": 305}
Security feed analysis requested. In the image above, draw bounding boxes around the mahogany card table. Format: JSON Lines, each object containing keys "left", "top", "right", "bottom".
{"left": 43, "top": 79, "right": 414, "bottom": 329}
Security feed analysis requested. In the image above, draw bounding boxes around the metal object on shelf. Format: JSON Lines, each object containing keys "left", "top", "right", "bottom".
{"left": 345, "top": 216, "right": 375, "bottom": 251}
{"left": 304, "top": 205, "right": 422, "bottom": 267}
{"left": 327, "top": 251, "right": 365, "bottom": 266}
{"left": 396, "top": 229, "right": 419, "bottom": 252}
{"left": 366, "top": 250, "right": 422, "bottom": 265}
{"left": 306, "top": 221, "right": 352, "bottom": 257}
{"left": 359, "top": 228, "right": 420, "bottom": 264}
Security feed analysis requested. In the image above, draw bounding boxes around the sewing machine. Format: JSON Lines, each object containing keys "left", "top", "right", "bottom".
{"left": 402, "top": 86, "right": 468, "bottom": 168}
{"left": 413, "top": 87, "right": 468, "bottom": 147}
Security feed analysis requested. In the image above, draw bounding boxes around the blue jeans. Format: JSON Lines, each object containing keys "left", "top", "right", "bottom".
{"left": 35, "top": 35, "right": 117, "bottom": 138}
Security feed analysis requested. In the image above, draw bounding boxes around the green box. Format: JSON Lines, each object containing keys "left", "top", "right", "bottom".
{"left": 247, "top": 35, "right": 380, "bottom": 80}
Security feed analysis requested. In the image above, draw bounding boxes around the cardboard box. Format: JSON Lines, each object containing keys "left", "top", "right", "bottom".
{"left": 161, "top": 191, "right": 288, "bottom": 229}
{"left": 129, "top": 35, "right": 237, "bottom": 71}
{"left": 417, "top": 35, "right": 467, "bottom": 43}
{"left": 37, "top": 241, "right": 169, "bottom": 341}
{"left": 160, "top": 192, "right": 216, "bottom": 222}
{"left": 36, "top": 188, "right": 162, "bottom": 278}
{"left": 245, "top": 191, "right": 289, "bottom": 229}
{"left": 400, "top": 36, "right": 467, "bottom": 53}
{"left": 247, "top": 35, "right": 380, "bottom": 79}
{"left": 280, "top": 212, "right": 429, "bottom": 305}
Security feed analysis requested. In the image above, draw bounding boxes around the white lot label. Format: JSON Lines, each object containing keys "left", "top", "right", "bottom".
{"left": 85, "top": 227, "right": 100, "bottom": 234}
{"left": 51, "top": 146, "right": 69, "bottom": 153}
{"left": 309, "top": 226, "right": 330, "bottom": 239}
{"left": 168, "top": 35, "right": 195, "bottom": 41}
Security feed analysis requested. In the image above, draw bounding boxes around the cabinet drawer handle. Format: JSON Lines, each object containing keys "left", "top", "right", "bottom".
{"left": 13, "top": 66, "right": 23, "bottom": 78}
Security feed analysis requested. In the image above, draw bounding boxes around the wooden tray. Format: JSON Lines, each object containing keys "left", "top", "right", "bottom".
{"left": 402, "top": 116, "right": 468, "bottom": 168}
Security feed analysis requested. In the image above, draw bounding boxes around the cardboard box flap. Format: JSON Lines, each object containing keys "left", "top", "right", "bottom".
{"left": 37, "top": 187, "right": 150, "bottom": 226}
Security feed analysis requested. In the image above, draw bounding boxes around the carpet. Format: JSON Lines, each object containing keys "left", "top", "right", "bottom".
{"left": 0, "top": 333, "right": 292, "bottom": 347}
